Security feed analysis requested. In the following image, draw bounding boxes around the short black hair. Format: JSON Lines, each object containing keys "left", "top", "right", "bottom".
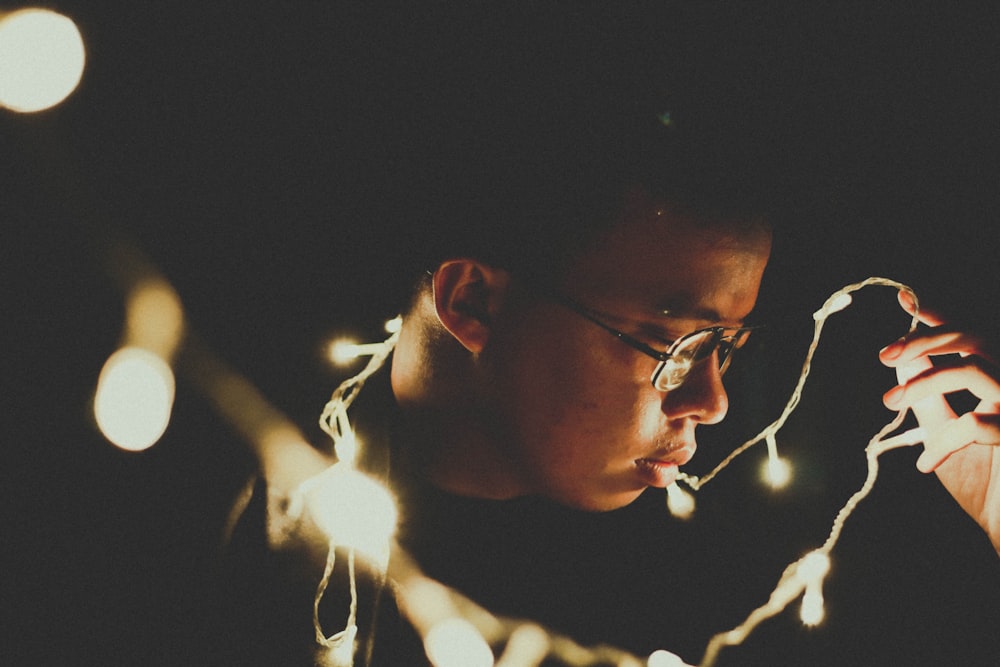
{"left": 346, "top": 13, "right": 798, "bottom": 310}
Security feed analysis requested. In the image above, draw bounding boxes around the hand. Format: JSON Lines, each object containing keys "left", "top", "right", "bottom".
{"left": 879, "top": 290, "right": 1000, "bottom": 554}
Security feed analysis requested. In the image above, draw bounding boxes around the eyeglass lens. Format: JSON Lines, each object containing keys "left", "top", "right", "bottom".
{"left": 652, "top": 328, "right": 748, "bottom": 391}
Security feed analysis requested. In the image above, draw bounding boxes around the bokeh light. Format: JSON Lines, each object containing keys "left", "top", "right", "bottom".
{"left": 424, "top": 618, "right": 494, "bottom": 667}
{"left": 94, "top": 347, "right": 175, "bottom": 451}
{"left": 300, "top": 463, "right": 398, "bottom": 567}
{"left": 0, "top": 8, "right": 85, "bottom": 112}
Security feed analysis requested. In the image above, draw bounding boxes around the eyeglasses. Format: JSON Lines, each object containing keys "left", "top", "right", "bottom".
{"left": 550, "top": 294, "right": 757, "bottom": 391}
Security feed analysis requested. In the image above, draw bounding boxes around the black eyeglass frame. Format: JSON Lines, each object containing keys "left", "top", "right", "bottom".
{"left": 548, "top": 293, "right": 759, "bottom": 390}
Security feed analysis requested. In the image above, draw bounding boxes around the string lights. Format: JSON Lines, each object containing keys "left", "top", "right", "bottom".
{"left": 0, "top": 8, "right": 85, "bottom": 112}
{"left": 94, "top": 271, "right": 938, "bottom": 666}
{"left": 295, "top": 276, "right": 936, "bottom": 666}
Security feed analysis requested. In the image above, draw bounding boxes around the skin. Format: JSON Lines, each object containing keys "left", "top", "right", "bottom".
{"left": 392, "top": 192, "right": 1000, "bottom": 553}
{"left": 392, "top": 198, "right": 771, "bottom": 511}
{"left": 880, "top": 290, "right": 1000, "bottom": 554}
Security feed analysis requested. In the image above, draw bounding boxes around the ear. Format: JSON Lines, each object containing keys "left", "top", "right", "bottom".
{"left": 432, "top": 259, "right": 511, "bottom": 354}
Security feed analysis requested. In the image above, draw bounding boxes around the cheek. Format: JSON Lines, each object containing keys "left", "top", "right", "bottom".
{"left": 510, "top": 341, "right": 656, "bottom": 453}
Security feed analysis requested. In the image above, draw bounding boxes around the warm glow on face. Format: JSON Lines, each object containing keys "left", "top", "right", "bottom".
{"left": 0, "top": 9, "right": 85, "bottom": 112}
{"left": 94, "top": 347, "right": 175, "bottom": 451}
{"left": 423, "top": 618, "right": 494, "bottom": 667}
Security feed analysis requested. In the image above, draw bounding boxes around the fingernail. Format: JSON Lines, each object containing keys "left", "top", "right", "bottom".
{"left": 898, "top": 290, "right": 916, "bottom": 311}
{"left": 916, "top": 451, "right": 935, "bottom": 473}
{"left": 879, "top": 341, "right": 902, "bottom": 360}
{"left": 883, "top": 385, "right": 904, "bottom": 407}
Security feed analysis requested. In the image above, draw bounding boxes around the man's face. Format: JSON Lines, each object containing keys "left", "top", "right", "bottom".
{"left": 485, "top": 202, "right": 771, "bottom": 510}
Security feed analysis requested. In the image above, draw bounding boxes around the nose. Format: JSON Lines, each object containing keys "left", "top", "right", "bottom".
{"left": 660, "top": 353, "right": 729, "bottom": 424}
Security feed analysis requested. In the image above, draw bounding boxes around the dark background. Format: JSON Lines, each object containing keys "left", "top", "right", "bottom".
{"left": 4, "top": 2, "right": 1000, "bottom": 665}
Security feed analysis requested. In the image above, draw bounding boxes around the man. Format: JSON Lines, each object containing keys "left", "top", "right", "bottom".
{"left": 390, "top": 186, "right": 772, "bottom": 512}
{"left": 374, "top": 107, "right": 1000, "bottom": 665}
{"left": 229, "top": 77, "right": 1000, "bottom": 665}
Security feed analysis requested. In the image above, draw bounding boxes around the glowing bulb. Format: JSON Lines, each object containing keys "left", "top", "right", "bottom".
{"left": 761, "top": 433, "right": 792, "bottom": 489}
{"left": 797, "top": 551, "right": 831, "bottom": 581}
{"left": 384, "top": 316, "right": 402, "bottom": 334}
{"left": 320, "top": 625, "right": 357, "bottom": 667}
{"left": 497, "top": 624, "right": 549, "bottom": 666}
{"left": 800, "top": 586, "right": 825, "bottom": 626}
{"left": 666, "top": 483, "right": 695, "bottom": 519}
{"left": 424, "top": 618, "right": 494, "bottom": 667}
{"left": 329, "top": 339, "right": 361, "bottom": 365}
{"left": 298, "top": 463, "right": 397, "bottom": 568}
{"left": 0, "top": 9, "right": 85, "bottom": 112}
{"left": 813, "top": 291, "right": 852, "bottom": 320}
{"left": 334, "top": 423, "right": 359, "bottom": 465}
{"left": 648, "top": 649, "right": 690, "bottom": 666}
{"left": 94, "top": 347, "right": 175, "bottom": 451}
{"left": 329, "top": 339, "right": 387, "bottom": 365}
{"left": 762, "top": 455, "right": 791, "bottom": 488}
{"left": 795, "top": 551, "right": 830, "bottom": 626}
{"left": 126, "top": 280, "right": 184, "bottom": 359}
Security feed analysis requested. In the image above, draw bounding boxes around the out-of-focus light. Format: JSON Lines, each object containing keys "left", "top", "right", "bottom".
{"left": 761, "top": 454, "right": 792, "bottom": 489}
{"left": 0, "top": 9, "right": 85, "bottom": 112}
{"left": 424, "top": 618, "right": 494, "bottom": 667}
{"left": 762, "top": 433, "right": 792, "bottom": 489}
{"left": 329, "top": 339, "right": 361, "bottom": 365}
{"left": 297, "top": 463, "right": 397, "bottom": 568}
{"left": 333, "top": 423, "right": 358, "bottom": 465}
{"left": 126, "top": 280, "right": 184, "bottom": 359}
{"left": 797, "top": 550, "right": 830, "bottom": 581}
{"left": 800, "top": 587, "right": 825, "bottom": 626}
{"left": 666, "top": 482, "right": 695, "bottom": 519}
{"left": 384, "top": 316, "right": 403, "bottom": 334}
{"left": 648, "top": 649, "right": 690, "bottom": 667}
{"left": 795, "top": 551, "right": 830, "bottom": 626}
{"left": 94, "top": 347, "right": 175, "bottom": 451}
{"left": 319, "top": 625, "right": 357, "bottom": 667}
{"left": 496, "top": 624, "right": 548, "bottom": 667}
{"left": 328, "top": 339, "right": 388, "bottom": 365}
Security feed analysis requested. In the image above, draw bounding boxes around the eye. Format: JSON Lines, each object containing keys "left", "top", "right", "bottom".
{"left": 635, "top": 324, "right": 683, "bottom": 348}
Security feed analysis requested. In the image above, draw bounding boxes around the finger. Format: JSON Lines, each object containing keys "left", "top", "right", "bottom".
{"left": 879, "top": 328, "right": 988, "bottom": 366}
{"left": 898, "top": 289, "right": 945, "bottom": 327}
{"left": 883, "top": 360, "right": 1000, "bottom": 411}
{"left": 892, "top": 358, "right": 956, "bottom": 431}
{"left": 916, "top": 411, "right": 1000, "bottom": 472}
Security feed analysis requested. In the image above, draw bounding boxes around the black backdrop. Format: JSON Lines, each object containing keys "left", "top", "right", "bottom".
{"left": 4, "top": 3, "right": 1000, "bottom": 665}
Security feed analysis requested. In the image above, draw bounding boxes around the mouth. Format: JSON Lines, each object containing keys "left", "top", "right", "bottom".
{"left": 634, "top": 445, "right": 696, "bottom": 489}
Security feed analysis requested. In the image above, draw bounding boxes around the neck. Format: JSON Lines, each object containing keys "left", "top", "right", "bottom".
{"left": 397, "top": 406, "right": 528, "bottom": 500}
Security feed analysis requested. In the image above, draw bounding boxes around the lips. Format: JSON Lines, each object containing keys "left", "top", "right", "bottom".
{"left": 634, "top": 444, "right": 696, "bottom": 488}
{"left": 641, "top": 443, "right": 696, "bottom": 468}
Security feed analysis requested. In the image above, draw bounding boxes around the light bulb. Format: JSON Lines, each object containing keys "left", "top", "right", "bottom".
{"left": 0, "top": 9, "right": 85, "bottom": 112}
{"left": 800, "top": 586, "right": 825, "bottom": 626}
{"left": 298, "top": 463, "right": 397, "bottom": 568}
{"left": 648, "top": 648, "right": 690, "bottom": 666}
{"left": 666, "top": 483, "right": 695, "bottom": 519}
{"left": 94, "top": 347, "right": 175, "bottom": 451}
{"left": 424, "top": 618, "right": 494, "bottom": 667}
{"left": 762, "top": 454, "right": 792, "bottom": 489}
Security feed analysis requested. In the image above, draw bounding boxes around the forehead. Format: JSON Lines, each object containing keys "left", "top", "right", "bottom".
{"left": 559, "top": 202, "right": 772, "bottom": 323}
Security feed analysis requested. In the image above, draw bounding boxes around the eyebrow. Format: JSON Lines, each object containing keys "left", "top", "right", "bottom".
{"left": 652, "top": 299, "right": 753, "bottom": 327}
{"left": 653, "top": 297, "right": 723, "bottom": 321}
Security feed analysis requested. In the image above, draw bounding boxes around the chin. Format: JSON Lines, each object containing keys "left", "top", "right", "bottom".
{"left": 554, "top": 487, "right": 645, "bottom": 512}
